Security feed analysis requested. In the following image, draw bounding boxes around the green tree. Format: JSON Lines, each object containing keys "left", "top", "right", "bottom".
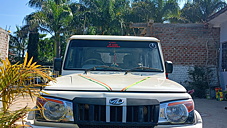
{"left": 181, "top": 0, "right": 226, "bottom": 23}
{"left": 28, "top": 0, "right": 71, "bottom": 8}
{"left": 129, "top": 0, "right": 180, "bottom": 23}
{"left": 23, "top": 13, "right": 40, "bottom": 62}
{"left": 68, "top": 2, "right": 87, "bottom": 35}
{"left": 8, "top": 26, "right": 28, "bottom": 62}
{"left": 28, "top": 0, "right": 73, "bottom": 58}
{"left": 80, "top": 0, "right": 130, "bottom": 35}
{"left": 27, "top": 28, "right": 39, "bottom": 62}
{"left": 130, "top": 1, "right": 156, "bottom": 23}
{"left": 38, "top": 35, "right": 55, "bottom": 65}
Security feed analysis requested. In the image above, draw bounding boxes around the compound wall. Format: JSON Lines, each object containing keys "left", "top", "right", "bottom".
{"left": 0, "top": 28, "right": 9, "bottom": 60}
{"left": 151, "top": 23, "right": 220, "bottom": 87}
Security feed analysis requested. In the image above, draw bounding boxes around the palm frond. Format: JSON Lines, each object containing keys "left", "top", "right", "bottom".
{"left": 0, "top": 53, "right": 55, "bottom": 127}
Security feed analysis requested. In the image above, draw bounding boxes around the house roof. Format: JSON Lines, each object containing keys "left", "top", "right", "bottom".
{"left": 207, "top": 6, "right": 227, "bottom": 27}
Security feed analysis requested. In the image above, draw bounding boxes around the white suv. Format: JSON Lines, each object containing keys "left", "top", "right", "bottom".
{"left": 26, "top": 35, "right": 202, "bottom": 128}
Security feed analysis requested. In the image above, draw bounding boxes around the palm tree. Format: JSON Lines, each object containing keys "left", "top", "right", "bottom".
{"left": 154, "top": 0, "right": 180, "bottom": 22}
{"left": 130, "top": 1, "right": 156, "bottom": 23}
{"left": 80, "top": 0, "right": 130, "bottom": 35}
{"left": 0, "top": 54, "right": 54, "bottom": 127}
{"left": 129, "top": 0, "right": 180, "bottom": 23}
{"left": 181, "top": 0, "right": 226, "bottom": 23}
{"left": 8, "top": 26, "right": 28, "bottom": 62}
{"left": 22, "top": 13, "right": 41, "bottom": 62}
{"left": 28, "top": 0, "right": 71, "bottom": 8}
{"left": 28, "top": 0, "right": 73, "bottom": 58}
{"left": 68, "top": 2, "right": 88, "bottom": 35}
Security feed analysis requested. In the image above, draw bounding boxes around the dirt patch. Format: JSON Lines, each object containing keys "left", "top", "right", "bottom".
{"left": 10, "top": 95, "right": 36, "bottom": 111}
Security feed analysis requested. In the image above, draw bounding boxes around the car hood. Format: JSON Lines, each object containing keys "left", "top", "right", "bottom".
{"left": 46, "top": 73, "right": 186, "bottom": 92}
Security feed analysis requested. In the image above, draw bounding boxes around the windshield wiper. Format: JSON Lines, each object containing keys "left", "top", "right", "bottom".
{"left": 125, "top": 67, "right": 163, "bottom": 75}
{"left": 85, "top": 65, "right": 122, "bottom": 74}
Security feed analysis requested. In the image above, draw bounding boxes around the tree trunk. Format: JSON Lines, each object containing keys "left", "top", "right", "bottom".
{"left": 54, "top": 33, "right": 61, "bottom": 58}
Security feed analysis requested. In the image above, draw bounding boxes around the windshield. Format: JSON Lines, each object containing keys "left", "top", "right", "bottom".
{"left": 63, "top": 39, "right": 163, "bottom": 72}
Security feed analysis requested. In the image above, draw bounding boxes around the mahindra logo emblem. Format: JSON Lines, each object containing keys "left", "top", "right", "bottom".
{"left": 109, "top": 98, "right": 124, "bottom": 105}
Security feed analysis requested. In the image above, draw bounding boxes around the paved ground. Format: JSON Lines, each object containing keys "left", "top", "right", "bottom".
{"left": 10, "top": 96, "right": 36, "bottom": 111}
{"left": 9, "top": 97, "right": 227, "bottom": 128}
{"left": 194, "top": 98, "right": 227, "bottom": 128}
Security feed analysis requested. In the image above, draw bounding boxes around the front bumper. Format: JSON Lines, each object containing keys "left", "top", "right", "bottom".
{"left": 25, "top": 110, "right": 202, "bottom": 128}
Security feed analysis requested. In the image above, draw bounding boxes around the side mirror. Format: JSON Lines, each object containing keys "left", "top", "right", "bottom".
{"left": 165, "top": 61, "right": 173, "bottom": 73}
{"left": 54, "top": 58, "right": 62, "bottom": 71}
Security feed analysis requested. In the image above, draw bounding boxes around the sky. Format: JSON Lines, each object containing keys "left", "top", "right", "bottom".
{"left": 0, "top": 0, "right": 35, "bottom": 33}
{"left": 0, "top": 0, "right": 227, "bottom": 34}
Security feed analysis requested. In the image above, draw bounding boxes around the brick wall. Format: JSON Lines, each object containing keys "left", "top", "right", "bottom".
{"left": 151, "top": 23, "right": 220, "bottom": 86}
{"left": 0, "top": 28, "right": 9, "bottom": 60}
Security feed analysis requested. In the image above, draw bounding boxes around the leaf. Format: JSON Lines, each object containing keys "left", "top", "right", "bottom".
{"left": 0, "top": 53, "right": 55, "bottom": 127}
{"left": 23, "top": 53, "right": 28, "bottom": 68}
{"left": 30, "top": 61, "right": 38, "bottom": 68}
{"left": 27, "top": 56, "right": 34, "bottom": 68}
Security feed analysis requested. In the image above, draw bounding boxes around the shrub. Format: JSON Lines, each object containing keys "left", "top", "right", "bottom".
{"left": 186, "top": 66, "right": 212, "bottom": 98}
{"left": 0, "top": 53, "right": 54, "bottom": 128}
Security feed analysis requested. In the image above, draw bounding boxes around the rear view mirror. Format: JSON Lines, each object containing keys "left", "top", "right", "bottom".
{"left": 54, "top": 58, "right": 62, "bottom": 71}
{"left": 165, "top": 61, "right": 173, "bottom": 73}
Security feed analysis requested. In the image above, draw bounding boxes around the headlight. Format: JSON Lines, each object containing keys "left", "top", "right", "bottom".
{"left": 36, "top": 97, "right": 73, "bottom": 122}
{"left": 159, "top": 99, "right": 194, "bottom": 124}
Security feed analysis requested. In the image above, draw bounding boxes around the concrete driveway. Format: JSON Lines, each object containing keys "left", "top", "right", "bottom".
{"left": 9, "top": 96, "right": 227, "bottom": 128}
{"left": 194, "top": 99, "right": 227, "bottom": 128}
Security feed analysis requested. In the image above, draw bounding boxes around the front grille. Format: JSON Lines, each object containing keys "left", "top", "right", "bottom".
{"left": 127, "top": 106, "right": 156, "bottom": 122}
{"left": 78, "top": 125, "right": 154, "bottom": 128}
{"left": 110, "top": 106, "right": 122, "bottom": 122}
{"left": 78, "top": 104, "right": 106, "bottom": 122}
{"left": 73, "top": 98, "right": 159, "bottom": 127}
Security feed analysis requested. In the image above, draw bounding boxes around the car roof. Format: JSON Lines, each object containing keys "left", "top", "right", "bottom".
{"left": 69, "top": 35, "right": 160, "bottom": 42}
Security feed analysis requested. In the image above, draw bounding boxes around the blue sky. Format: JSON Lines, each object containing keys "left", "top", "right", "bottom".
{"left": 0, "top": 0, "right": 35, "bottom": 33}
{"left": 0, "top": 0, "right": 226, "bottom": 34}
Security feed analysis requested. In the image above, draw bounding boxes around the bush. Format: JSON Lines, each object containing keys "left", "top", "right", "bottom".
{"left": 0, "top": 53, "right": 54, "bottom": 128}
{"left": 186, "top": 66, "right": 212, "bottom": 98}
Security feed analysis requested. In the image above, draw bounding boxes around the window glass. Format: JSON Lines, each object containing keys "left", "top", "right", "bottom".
{"left": 64, "top": 39, "right": 163, "bottom": 72}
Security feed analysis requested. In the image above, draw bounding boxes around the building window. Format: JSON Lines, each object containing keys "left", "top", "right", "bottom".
{"left": 222, "top": 42, "right": 227, "bottom": 71}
